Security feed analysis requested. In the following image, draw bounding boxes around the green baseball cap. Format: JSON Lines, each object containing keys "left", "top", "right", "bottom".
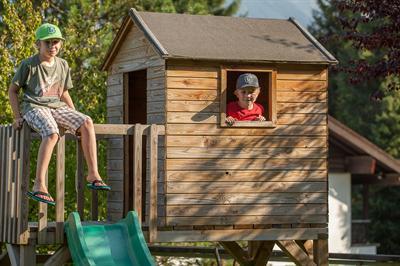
{"left": 35, "top": 23, "right": 65, "bottom": 41}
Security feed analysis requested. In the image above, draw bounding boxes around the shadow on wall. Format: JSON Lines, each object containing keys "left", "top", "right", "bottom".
{"left": 164, "top": 74, "right": 327, "bottom": 229}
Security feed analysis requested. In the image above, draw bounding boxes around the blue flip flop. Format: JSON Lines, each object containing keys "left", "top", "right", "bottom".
{"left": 86, "top": 180, "right": 111, "bottom": 191}
{"left": 26, "top": 191, "right": 56, "bottom": 206}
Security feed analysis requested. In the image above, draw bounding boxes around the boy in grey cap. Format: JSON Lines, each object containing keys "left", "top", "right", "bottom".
{"left": 226, "top": 73, "right": 266, "bottom": 125}
{"left": 8, "top": 23, "right": 110, "bottom": 205}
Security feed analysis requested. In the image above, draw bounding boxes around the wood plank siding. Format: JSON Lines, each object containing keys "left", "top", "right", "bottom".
{"left": 106, "top": 24, "right": 165, "bottom": 221}
{"left": 164, "top": 62, "right": 328, "bottom": 229}
{"left": 105, "top": 24, "right": 328, "bottom": 234}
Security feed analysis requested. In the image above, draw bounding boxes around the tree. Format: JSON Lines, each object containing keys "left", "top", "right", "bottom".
{"left": 310, "top": 0, "right": 400, "bottom": 254}
{"left": 0, "top": 0, "right": 48, "bottom": 122}
{"left": 369, "top": 186, "right": 400, "bottom": 254}
{"left": 309, "top": 0, "right": 383, "bottom": 141}
{"left": 332, "top": 0, "right": 400, "bottom": 95}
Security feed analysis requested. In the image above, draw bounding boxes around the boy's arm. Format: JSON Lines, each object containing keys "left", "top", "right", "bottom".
{"left": 8, "top": 84, "right": 24, "bottom": 129}
{"left": 60, "top": 90, "right": 76, "bottom": 110}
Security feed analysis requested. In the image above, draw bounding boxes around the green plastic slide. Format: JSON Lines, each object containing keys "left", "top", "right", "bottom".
{"left": 65, "top": 211, "right": 156, "bottom": 266}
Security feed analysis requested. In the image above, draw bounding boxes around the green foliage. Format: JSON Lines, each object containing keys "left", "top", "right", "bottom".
{"left": 369, "top": 187, "right": 400, "bottom": 253}
{"left": 0, "top": 0, "right": 240, "bottom": 251}
{"left": 310, "top": 0, "right": 400, "bottom": 254}
{"left": 0, "top": 0, "right": 47, "bottom": 123}
{"left": 309, "top": 0, "right": 383, "bottom": 141}
{"left": 372, "top": 79, "right": 400, "bottom": 158}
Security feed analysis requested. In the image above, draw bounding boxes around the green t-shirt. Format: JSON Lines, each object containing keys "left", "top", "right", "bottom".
{"left": 12, "top": 54, "right": 73, "bottom": 114}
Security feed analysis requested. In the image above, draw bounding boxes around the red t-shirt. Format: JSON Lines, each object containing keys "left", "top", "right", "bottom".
{"left": 227, "top": 102, "right": 264, "bottom": 121}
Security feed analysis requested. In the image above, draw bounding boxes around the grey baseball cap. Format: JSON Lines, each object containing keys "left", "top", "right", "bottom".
{"left": 236, "top": 73, "right": 259, "bottom": 89}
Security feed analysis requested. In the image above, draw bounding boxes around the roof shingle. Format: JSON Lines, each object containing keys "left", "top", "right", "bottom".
{"left": 133, "top": 9, "right": 337, "bottom": 64}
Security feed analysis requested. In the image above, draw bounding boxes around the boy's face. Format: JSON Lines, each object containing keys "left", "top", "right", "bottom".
{"left": 234, "top": 87, "right": 260, "bottom": 106}
{"left": 38, "top": 38, "right": 62, "bottom": 58}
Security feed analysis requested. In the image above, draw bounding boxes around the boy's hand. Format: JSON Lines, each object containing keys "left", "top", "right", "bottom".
{"left": 254, "top": 115, "right": 266, "bottom": 121}
{"left": 225, "top": 116, "right": 237, "bottom": 126}
{"left": 12, "top": 117, "right": 24, "bottom": 130}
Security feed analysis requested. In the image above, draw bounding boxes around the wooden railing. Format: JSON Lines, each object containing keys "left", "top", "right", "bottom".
{"left": 0, "top": 124, "right": 30, "bottom": 245}
{"left": 0, "top": 123, "right": 164, "bottom": 245}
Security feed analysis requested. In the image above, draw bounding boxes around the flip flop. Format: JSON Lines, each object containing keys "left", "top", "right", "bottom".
{"left": 86, "top": 180, "right": 111, "bottom": 191}
{"left": 26, "top": 191, "right": 56, "bottom": 206}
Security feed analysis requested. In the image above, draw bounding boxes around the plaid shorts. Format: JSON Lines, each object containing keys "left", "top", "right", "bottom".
{"left": 23, "top": 106, "right": 90, "bottom": 138}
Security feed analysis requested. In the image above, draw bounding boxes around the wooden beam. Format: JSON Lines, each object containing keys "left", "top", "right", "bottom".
{"left": 248, "top": 241, "right": 262, "bottom": 260}
{"left": 92, "top": 124, "right": 165, "bottom": 136}
{"left": 254, "top": 241, "right": 275, "bottom": 266}
{"left": 156, "top": 228, "right": 327, "bottom": 242}
{"left": 76, "top": 140, "right": 85, "bottom": 219}
{"left": 149, "top": 124, "right": 158, "bottom": 243}
{"left": 56, "top": 133, "right": 65, "bottom": 243}
{"left": 18, "top": 124, "right": 31, "bottom": 245}
{"left": 219, "top": 242, "right": 250, "bottom": 266}
{"left": 313, "top": 234, "right": 328, "bottom": 266}
{"left": 345, "top": 156, "right": 376, "bottom": 174}
{"left": 277, "top": 240, "right": 316, "bottom": 266}
{"left": 20, "top": 242, "right": 36, "bottom": 266}
{"left": 294, "top": 239, "right": 315, "bottom": 263}
{"left": 133, "top": 124, "right": 144, "bottom": 223}
{"left": 304, "top": 240, "right": 314, "bottom": 259}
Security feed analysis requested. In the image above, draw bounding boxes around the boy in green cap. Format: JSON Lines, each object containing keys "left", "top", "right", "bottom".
{"left": 8, "top": 23, "right": 110, "bottom": 206}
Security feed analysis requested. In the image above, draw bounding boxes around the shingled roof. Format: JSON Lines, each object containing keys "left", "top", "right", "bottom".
{"left": 102, "top": 8, "right": 338, "bottom": 70}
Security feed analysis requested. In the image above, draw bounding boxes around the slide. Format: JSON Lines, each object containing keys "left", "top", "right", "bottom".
{"left": 65, "top": 211, "right": 156, "bottom": 266}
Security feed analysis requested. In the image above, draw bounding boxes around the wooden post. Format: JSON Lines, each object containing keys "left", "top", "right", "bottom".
{"left": 55, "top": 132, "right": 65, "bottom": 243}
{"left": 11, "top": 128, "right": 20, "bottom": 243}
{"left": 18, "top": 124, "right": 31, "bottom": 244}
{"left": 76, "top": 139, "right": 85, "bottom": 219}
{"left": 248, "top": 241, "right": 261, "bottom": 261}
{"left": 5, "top": 126, "right": 12, "bottom": 243}
{"left": 254, "top": 241, "right": 275, "bottom": 266}
{"left": 133, "top": 124, "right": 143, "bottom": 223}
{"left": 149, "top": 124, "right": 158, "bottom": 242}
{"left": 313, "top": 234, "right": 328, "bottom": 266}
{"left": 19, "top": 240, "right": 36, "bottom": 266}
{"left": 91, "top": 137, "right": 99, "bottom": 221}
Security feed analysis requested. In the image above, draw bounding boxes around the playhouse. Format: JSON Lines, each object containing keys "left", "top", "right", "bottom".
{"left": 101, "top": 8, "right": 337, "bottom": 265}
{"left": 0, "top": 8, "right": 338, "bottom": 265}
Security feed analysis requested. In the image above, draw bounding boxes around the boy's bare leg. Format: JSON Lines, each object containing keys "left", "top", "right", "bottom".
{"left": 78, "top": 118, "right": 105, "bottom": 185}
{"left": 33, "top": 133, "right": 59, "bottom": 200}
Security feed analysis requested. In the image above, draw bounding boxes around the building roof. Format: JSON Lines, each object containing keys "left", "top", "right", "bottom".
{"left": 102, "top": 8, "right": 338, "bottom": 70}
{"left": 328, "top": 115, "right": 400, "bottom": 174}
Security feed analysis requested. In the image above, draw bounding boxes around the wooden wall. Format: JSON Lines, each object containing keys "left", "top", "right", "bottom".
{"left": 106, "top": 23, "right": 165, "bottom": 221}
{"left": 105, "top": 22, "right": 329, "bottom": 238}
{"left": 164, "top": 61, "right": 328, "bottom": 230}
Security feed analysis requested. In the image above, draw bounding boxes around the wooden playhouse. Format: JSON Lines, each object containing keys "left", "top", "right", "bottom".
{"left": 101, "top": 8, "right": 338, "bottom": 265}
